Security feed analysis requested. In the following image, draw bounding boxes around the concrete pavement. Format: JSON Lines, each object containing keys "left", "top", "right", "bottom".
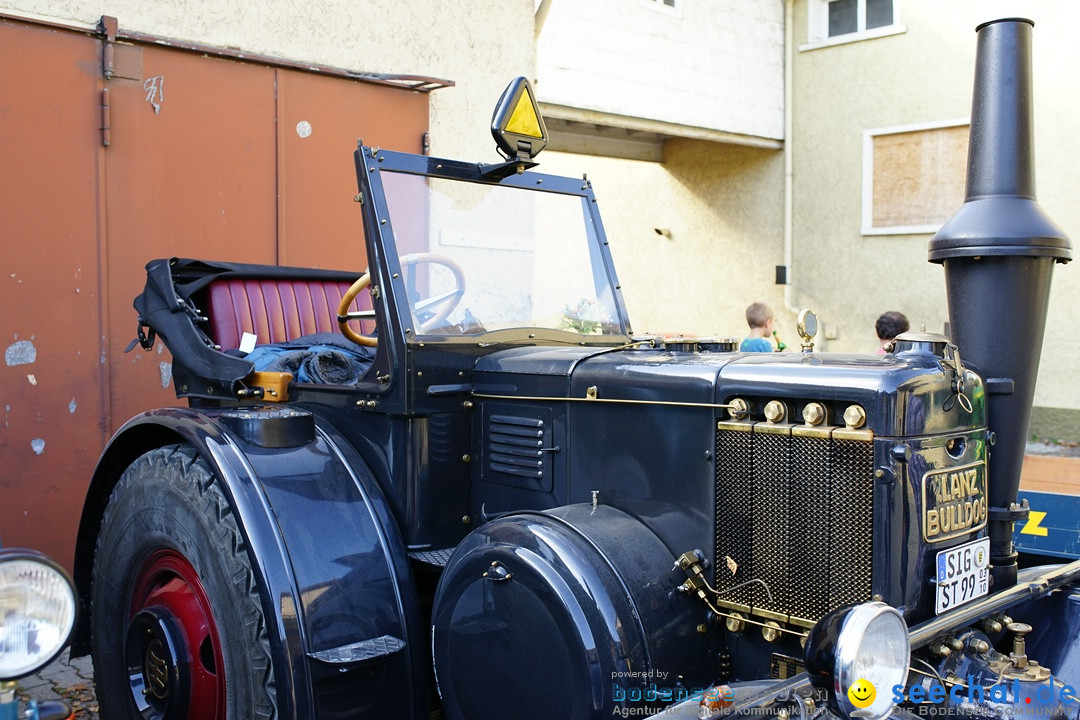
{"left": 15, "top": 649, "right": 97, "bottom": 719}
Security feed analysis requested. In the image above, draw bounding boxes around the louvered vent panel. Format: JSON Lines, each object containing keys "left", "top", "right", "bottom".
{"left": 489, "top": 414, "right": 545, "bottom": 478}
{"left": 481, "top": 412, "right": 554, "bottom": 492}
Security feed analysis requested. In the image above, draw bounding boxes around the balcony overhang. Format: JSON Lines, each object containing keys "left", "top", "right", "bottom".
{"left": 540, "top": 103, "right": 783, "bottom": 163}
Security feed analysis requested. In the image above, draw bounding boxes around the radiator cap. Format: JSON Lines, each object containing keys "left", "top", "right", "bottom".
{"left": 890, "top": 331, "right": 949, "bottom": 358}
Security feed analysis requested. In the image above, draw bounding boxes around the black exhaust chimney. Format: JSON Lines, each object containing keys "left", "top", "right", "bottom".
{"left": 929, "top": 18, "right": 1071, "bottom": 588}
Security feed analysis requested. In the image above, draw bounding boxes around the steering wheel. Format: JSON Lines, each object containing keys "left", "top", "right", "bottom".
{"left": 338, "top": 253, "right": 466, "bottom": 346}
{"left": 338, "top": 273, "right": 378, "bottom": 346}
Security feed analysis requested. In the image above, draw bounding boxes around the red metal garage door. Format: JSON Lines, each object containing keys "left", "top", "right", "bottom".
{"left": 0, "top": 19, "right": 107, "bottom": 571}
{"left": 0, "top": 14, "right": 434, "bottom": 568}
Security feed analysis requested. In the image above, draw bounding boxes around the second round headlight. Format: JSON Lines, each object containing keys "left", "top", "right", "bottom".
{"left": 805, "top": 601, "right": 909, "bottom": 720}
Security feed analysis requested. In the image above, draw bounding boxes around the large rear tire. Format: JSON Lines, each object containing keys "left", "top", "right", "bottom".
{"left": 90, "top": 444, "right": 276, "bottom": 720}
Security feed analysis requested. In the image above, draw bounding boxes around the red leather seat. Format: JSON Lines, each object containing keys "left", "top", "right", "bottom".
{"left": 206, "top": 278, "right": 374, "bottom": 351}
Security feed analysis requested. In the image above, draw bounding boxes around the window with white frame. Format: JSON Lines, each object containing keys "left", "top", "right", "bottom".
{"left": 862, "top": 120, "right": 969, "bottom": 235}
{"left": 806, "top": 0, "right": 902, "bottom": 46}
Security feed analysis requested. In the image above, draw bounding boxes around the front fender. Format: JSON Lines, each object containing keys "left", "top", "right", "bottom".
{"left": 73, "top": 406, "right": 425, "bottom": 720}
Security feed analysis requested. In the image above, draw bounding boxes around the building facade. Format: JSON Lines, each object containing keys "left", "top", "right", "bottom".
{"left": 788, "top": 0, "right": 1080, "bottom": 441}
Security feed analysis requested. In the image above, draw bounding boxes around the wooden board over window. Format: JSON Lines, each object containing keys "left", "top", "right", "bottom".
{"left": 864, "top": 121, "right": 968, "bottom": 234}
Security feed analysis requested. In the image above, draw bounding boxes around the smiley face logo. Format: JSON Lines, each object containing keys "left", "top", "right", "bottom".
{"left": 847, "top": 678, "right": 876, "bottom": 709}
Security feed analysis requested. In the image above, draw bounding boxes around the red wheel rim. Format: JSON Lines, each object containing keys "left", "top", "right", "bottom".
{"left": 127, "top": 549, "right": 226, "bottom": 720}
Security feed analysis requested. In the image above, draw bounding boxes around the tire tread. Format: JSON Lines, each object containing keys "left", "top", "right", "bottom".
{"left": 91, "top": 444, "right": 277, "bottom": 720}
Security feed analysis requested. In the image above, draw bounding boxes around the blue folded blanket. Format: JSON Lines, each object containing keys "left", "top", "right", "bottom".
{"left": 240, "top": 332, "right": 375, "bottom": 385}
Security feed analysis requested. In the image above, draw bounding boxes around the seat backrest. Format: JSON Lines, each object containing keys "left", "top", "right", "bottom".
{"left": 205, "top": 278, "right": 374, "bottom": 351}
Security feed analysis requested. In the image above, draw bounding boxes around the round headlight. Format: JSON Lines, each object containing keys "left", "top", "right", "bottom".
{"left": 805, "top": 601, "right": 909, "bottom": 720}
{"left": 0, "top": 550, "right": 77, "bottom": 680}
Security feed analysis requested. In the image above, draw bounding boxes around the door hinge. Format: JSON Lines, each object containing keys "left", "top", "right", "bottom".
{"left": 99, "top": 15, "right": 117, "bottom": 147}
{"left": 101, "top": 88, "right": 111, "bottom": 147}
{"left": 99, "top": 15, "right": 118, "bottom": 79}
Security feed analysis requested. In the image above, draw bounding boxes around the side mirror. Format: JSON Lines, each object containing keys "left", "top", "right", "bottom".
{"left": 797, "top": 308, "right": 819, "bottom": 352}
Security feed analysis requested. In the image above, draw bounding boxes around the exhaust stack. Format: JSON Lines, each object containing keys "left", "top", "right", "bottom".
{"left": 929, "top": 18, "right": 1071, "bottom": 588}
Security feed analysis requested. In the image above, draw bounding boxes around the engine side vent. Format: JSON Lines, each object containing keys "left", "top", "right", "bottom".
{"left": 482, "top": 411, "right": 553, "bottom": 492}
{"left": 715, "top": 422, "right": 874, "bottom": 625}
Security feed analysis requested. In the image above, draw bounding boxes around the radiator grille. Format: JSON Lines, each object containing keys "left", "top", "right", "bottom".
{"left": 715, "top": 424, "right": 874, "bottom": 624}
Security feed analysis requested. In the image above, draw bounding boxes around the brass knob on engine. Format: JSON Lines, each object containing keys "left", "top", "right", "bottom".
{"left": 728, "top": 398, "right": 750, "bottom": 420}
{"left": 1007, "top": 622, "right": 1032, "bottom": 669}
{"left": 802, "top": 402, "right": 826, "bottom": 426}
{"left": 843, "top": 404, "right": 867, "bottom": 429}
{"left": 762, "top": 621, "right": 782, "bottom": 643}
{"left": 764, "top": 400, "right": 786, "bottom": 423}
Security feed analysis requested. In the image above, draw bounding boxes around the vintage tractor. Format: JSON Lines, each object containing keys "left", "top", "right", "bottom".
{"left": 69, "top": 17, "right": 1080, "bottom": 720}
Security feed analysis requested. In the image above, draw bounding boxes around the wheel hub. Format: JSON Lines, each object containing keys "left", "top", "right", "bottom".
{"left": 126, "top": 549, "right": 225, "bottom": 720}
{"left": 144, "top": 637, "right": 170, "bottom": 700}
{"left": 126, "top": 607, "right": 190, "bottom": 718}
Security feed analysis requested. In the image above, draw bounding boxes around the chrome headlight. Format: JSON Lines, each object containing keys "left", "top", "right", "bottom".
{"left": 804, "top": 601, "right": 909, "bottom": 720}
{"left": 0, "top": 549, "right": 77, "bottom": 680}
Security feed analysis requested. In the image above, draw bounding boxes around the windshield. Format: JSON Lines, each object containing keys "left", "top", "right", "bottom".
{"left": 380, "top": 171, "right": 624, "bottom": 338}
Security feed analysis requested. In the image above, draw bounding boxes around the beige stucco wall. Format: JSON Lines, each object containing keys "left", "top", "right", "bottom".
{"left": 534, "top": 0, "right": 788, "bottom": 343}
{"left": 791, "top": 1, "right": 1080, "bottom": 435}
{"left": 0, "top": 0, "right": 536, "bottom": 160}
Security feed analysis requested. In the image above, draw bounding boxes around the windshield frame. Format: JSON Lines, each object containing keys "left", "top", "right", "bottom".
{"left": 355, "top": 146, "right": 633, "bottom": 349}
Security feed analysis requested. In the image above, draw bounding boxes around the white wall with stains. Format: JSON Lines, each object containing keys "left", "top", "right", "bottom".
{"left": 538, "top": 0, "right": 784, "bottom": 140}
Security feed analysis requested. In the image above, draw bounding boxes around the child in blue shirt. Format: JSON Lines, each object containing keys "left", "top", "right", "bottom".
{"left": 740, "top": 302, "right": 775, "bottom": 352}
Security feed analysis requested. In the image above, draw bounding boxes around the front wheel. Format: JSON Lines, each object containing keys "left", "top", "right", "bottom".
{"left": 90, "top": 444, "right": 276, "bottom": 720}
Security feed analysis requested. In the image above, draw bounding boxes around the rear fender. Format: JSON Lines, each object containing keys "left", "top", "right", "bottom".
{"left": 73, "top": 407, "right": 425, "bottom": 720}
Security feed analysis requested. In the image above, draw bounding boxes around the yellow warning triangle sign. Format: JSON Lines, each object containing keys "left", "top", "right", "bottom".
{"left": 506, "top": 89, "right": 543, "bottom": 139}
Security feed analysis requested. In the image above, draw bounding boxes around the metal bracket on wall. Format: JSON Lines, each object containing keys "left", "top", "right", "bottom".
{"left": 95, "top": 14, "right": 453, "bottom": 92}
{"left": 99, "top": 15, "right": 117, "bottom": 79}
{"left": 96, "top": 16, "right": 148, "bottom": 147}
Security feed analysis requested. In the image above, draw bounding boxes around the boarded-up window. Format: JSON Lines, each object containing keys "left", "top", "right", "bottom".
{"left": 863, "top": 122, "right": 968, "bottom": 234}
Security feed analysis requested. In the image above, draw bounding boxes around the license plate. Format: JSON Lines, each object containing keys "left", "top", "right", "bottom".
{"left": 935, "top": 537, "right": 990, "bottom": 614}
